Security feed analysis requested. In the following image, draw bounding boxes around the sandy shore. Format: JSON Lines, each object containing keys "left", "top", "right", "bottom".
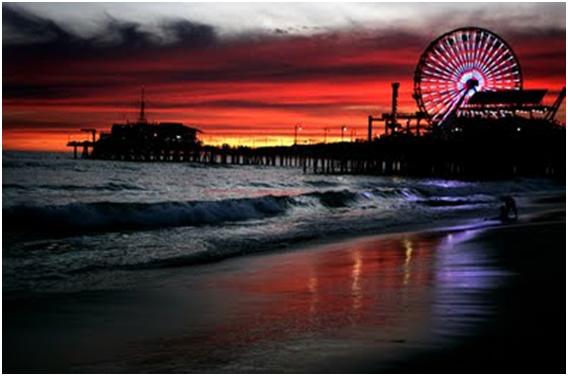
{"left": 4, "top": 213, "right": 565, "bottom": 373}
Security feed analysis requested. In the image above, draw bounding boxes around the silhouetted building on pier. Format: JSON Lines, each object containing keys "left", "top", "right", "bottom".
{"left": 69, "top": 88, "right": 202, "bottom": 161}
{"left": 93, "top": 121, "right": 201, "bottom": 161}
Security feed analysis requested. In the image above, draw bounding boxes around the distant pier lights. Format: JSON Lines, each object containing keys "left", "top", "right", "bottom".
{"left": 294, "top": 123, "right": 303, "bottom": 145}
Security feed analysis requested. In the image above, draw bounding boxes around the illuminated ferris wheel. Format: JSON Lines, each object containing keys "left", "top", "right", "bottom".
{"left": 413, "top": 27, "right": 523, "bottom": 125}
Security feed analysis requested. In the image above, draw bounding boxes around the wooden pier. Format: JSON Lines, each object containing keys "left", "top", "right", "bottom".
{"left": 67, "top": 140, "right": 94, "bottom": 159}
{"left": 68, "top": 116, "right": 565, "bottom": 180}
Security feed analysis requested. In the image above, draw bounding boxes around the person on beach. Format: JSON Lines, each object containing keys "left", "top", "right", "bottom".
{"left": 499, "top": 196, "right": 518, "bottom": 222}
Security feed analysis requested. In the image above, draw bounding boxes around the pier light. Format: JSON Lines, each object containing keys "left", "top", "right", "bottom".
{"left": 341, "top": 125, "right": 348, "bottom": 142}
{"left": 294, "top": 123, "right": 303, "bottom": 145}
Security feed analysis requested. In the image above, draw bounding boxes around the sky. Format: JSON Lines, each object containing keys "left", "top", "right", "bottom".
{"left": 3, "top": 2, "right": 566, "bottom": 151}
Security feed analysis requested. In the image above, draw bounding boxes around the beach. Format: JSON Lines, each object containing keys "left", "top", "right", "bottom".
{"left": 4, "top": 210, "right": 565, "bottom": 373}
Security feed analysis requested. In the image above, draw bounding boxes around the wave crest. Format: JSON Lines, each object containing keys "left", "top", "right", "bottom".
{"left": 4, "top": 187, "right": 494, "bottom": 234}
{"left": 4, "top": 195, "right": 292, "bottom": 232}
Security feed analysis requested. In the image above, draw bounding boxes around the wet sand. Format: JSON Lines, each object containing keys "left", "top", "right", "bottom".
{"left": 4, "top": 214, "right": 565, "bottom": 373}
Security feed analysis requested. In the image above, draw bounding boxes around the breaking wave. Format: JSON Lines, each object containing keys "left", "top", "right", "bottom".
{"left": 4, "top": 195, "right": 293, "bottom": 233}
{"left": 3, "top": 187, "right": 498, "bottom": 234}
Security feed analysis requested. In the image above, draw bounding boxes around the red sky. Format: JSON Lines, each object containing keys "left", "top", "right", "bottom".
{"left": 3, "top": 4, "right": 566, "bottom": 151}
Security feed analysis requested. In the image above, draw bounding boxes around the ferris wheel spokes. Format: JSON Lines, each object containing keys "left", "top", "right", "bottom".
{"left": 414, "top": 27, "right": 523, "bottom": 125}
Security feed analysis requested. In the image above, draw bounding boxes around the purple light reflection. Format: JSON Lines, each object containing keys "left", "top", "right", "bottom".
{"left": 431, "top": 229, "right": 513, "bottom": 342}
{"left": 421, "top": 179, "right": 473, "bottom": 189}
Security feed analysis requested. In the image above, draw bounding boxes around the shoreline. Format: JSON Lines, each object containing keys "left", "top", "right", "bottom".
{"left": 3, "top": 206, "right": 561, "bottom": 298}
{"left": 4, "top": 210, "right": 565, "bottom": 373}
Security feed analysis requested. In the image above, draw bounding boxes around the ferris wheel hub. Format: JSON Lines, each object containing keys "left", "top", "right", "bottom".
{"left": 464, "top": 78, "right": 479, "bottom": 90}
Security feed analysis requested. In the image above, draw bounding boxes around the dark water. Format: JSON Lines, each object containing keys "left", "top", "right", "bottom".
{"left": 3, "top": 151, "right": 564, "bottom": 294}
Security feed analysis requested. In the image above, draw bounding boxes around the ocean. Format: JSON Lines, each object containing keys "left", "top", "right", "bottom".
{"left": 3, "top": 151, "right": 565, "bottom": 295}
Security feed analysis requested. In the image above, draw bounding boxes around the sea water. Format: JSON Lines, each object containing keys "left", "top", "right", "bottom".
{"left": 3, "top": 151, "right": 564, "bottom": 294}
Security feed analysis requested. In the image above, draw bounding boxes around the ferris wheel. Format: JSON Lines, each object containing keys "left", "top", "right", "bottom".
{"left": 413, "top": 27, "right": 523, "bottom": 125}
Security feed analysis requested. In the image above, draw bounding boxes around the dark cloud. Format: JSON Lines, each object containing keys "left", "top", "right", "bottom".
{"left": 3, "top": 4, "right": 218, "bottom": 55}
{"left": 3, "top": 58, "right": 413, "bottom": 102}
{"left": 167, "top": 61, "right": 412, "bottom": 84}
{"left": 3, "top": 6, "right": 421, "bottom": 104}
{"left": 157, "top": 99, "right": 360, "bottom": 110}
{"left": 94, "top": 16, "right": 155, "bottom": 49}
{"left": 5, "top": 99, "right": 364, "bottom": 111}
{"left": 2, "top": 4, "right": 72, "bottom": 44}
{"left": 3, "top": 5, "right": 221, "bottom": 106}
{"left": 4, "top": 84, "right": 74, "bottom": 100}
{"left": 161, "top": 19, "right": 217, "bottom": 47}
{"left": 3, "top": 82, "right": 116, "bottom": 100}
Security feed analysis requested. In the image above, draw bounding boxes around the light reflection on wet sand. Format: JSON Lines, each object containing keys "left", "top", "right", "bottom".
{"left": 122, "top": 230, "right": 506, "bottom": 373}
{"left": 4, "top": 229, "right": 510, "bottom": 373}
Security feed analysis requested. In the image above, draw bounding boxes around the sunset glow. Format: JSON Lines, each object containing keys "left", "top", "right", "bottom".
{"left": 3, "top": 3, "right": 565, "bottom": 151}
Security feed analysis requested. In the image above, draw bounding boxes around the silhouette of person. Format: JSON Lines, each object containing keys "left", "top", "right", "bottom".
{"left": 499, "top": 196, "right": 518, "bottom": 222}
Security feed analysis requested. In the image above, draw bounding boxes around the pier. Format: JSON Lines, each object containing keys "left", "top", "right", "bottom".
{"left": 75, "top": 116, "right": 563, "bottom": 180}
{"left": 67, "top": 140, "right": 94, "bottom": 159}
